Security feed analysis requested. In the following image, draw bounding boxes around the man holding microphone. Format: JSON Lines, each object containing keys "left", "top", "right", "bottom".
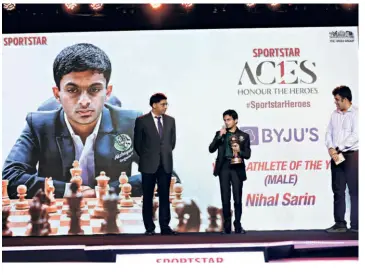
{"left": 209, "top": 109, "right": 251, "bottom": 234}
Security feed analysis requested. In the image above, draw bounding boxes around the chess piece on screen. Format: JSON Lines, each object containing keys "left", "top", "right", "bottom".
{"left": 174, "top": 203, "right": 185, "bottom": 232}
{"left": 70, "top": 160, "right": 82, "bottom": 177}
{"left": 101, "top": 187, "right": 120, "bottom": 234}
{"left": 172, "top": 182, "right": 183, "bottom": 207}
{"left": 45, "top": 177, "right": 57, "bottom": 213}
{"left": 118, "top": 172, "right": 128, "bottom": 198}
{"left": 119, "top": 173, "right": 133, "bottom": 207}
{"left": 169, "top": 177, "right": 177, "bottom": 203}
{"left": 67, "top": 182, "right": 84, "bottom": 235}
{"left": 2, "top": 206, "right": 13, "bottom": 236}
{"left": 152, "top": 202, "right": 158, "bottom": 221}
{"left": 34, "top": 189, "right": 51, "bottom": 236}
{"left": 34, "top": 188, "right": 50, "bottom": 206}
{"left": 2, "top": 180, "right": 10, "bottom": 206}
{"left": 173, "top": 199, "right": 201, "bottom": 232}
{"left": 152, "top": 184, "right": 159, "bottom": 221}
{"left": 70, "top": 173, "right": 85, "bottom": 208}
{"left": 153, "top": 184, "right": 159, "bottom": 206}
{"left": 205, "top": 206, "right": 221, "bottom": 232}
{"left": 218, "top": 208, "right": 230, "bottom": 232}
{"left": 28, "top": 198, "right": 43, "bottom": 236}
{"left": 15, "top": 185, "right": 30, "bottom": 210}
{"left": 92, "top": 171, "right": 110, "bottom": 218}
{"left": 41, "top": 206, "right": 51, "bottom": 236}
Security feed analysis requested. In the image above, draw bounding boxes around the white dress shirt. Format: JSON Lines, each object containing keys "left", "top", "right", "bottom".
{"left": 325, "top": 105, "right": 358, "bottom": 152}
{"left": 63, "top": 113, "right": 102, "bottom": 196}
{"left": 151, "top": 111, "right": 163, "bottom": 132}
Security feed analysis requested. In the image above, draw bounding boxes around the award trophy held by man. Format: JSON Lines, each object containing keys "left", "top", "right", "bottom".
{"left": 229, "top": 135, "right": 243, "bottom": 165}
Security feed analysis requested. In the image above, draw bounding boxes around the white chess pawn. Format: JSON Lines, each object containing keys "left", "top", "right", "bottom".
{"left": 15, "top": 185, "right": 30, "bottom": 210}
{"left": 120, "top": 182, "right": 133, "bottom": 207}
{"left": 118, "top": 172, "right": 128, "bottom": 199}
{"left": 172, "top": 183, "right": 183, "bottom": 207}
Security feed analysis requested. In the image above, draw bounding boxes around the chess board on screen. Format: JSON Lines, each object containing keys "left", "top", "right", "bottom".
{"left": 2, "top": 161, "right": 223, "bottom": 237}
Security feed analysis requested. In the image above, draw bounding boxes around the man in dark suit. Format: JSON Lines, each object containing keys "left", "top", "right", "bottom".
{"left": 209, "top": 109, "right": 251, "bottom": 234}
{"left": 3, "top": 43, "right": 144, "bottom": 199}
{"left": 134, "top": 93, "right": 177, "bottom": 236}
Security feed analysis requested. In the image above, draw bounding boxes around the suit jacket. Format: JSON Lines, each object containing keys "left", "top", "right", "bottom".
{"left": 134, "top": 112, "right": 176, "bottom": 174}
{"left": 209, "top": 128, "right": 251, "bottom": 182}
{"left": 2, "top": 104, "right": 143, "bottom": 199}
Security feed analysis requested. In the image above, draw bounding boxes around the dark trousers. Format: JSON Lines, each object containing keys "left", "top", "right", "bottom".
{"left": 218, "top": 160, "right": 244, "bottom": 231}
{"left": 331, "top": 151, "right": 358, "bottom": 229}
{"left": 141, "top": 164, "right": 172, "bottom": 232}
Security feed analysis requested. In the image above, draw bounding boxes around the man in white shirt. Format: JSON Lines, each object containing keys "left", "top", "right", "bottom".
{"left": 325, "top": 86, "right": 358, "bottom": 233}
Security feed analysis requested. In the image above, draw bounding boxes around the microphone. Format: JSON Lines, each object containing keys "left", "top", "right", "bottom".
{"left": 219, "top": 126, "right": 227, "bottom": 142}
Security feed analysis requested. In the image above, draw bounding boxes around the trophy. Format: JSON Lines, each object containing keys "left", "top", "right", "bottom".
{"left": 229, "top": 135, "right": 243, "bottom": 165}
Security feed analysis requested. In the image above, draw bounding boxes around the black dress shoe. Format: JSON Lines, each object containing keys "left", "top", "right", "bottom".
{"left": 234, "top": 228, "right": 246, "bottom": 234}
{"left": 160, "top": 228, "right": 178, "bottom": 235}
{"left": 145, "top": 230, "right": 155, "bottom": 236}
{"left": 221, "top": 229, "right": 231, "bottom": 234}
{"left": 349, "top": 228, "right": 358, "bottom": 233}
{"left": 325, "top": 224, "right": 348, "bottom": 233}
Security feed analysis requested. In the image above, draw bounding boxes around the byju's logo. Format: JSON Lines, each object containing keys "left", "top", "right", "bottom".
{"left": 240, "top": 127, "right": 259, "bottom": 145}
{"left": 240, "top": 126, "right": 319, "bottom": 145}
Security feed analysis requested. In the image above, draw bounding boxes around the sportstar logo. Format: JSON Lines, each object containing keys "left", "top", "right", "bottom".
{"left": 240, "top": 126, "right": 319, "bottom": 145}
{"left": 238, "top": 60, "right": 317, "bottom": 85}
{"left": 3, "top": 36, "right": 47, "bottom": 46}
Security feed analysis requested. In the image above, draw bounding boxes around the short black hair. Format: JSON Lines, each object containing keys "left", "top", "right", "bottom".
{"left": 332, "top": 86, "right": 352, "bottom": 102}
{"left": 53, "top": 43, "right": 112, "bottom": 89}
{"left": 150, "top": 93, "right": 167, "bottom": 107}
{"left": 223, "top": 109, "right": 238, "bottom": 120}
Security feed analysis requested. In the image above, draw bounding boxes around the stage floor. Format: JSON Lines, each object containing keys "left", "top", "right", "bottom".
{"left": 2, "top": 230, "right": 358, "bottom": 248}
{"left": 2, "top": 230, "right": 358, "bottom": 263}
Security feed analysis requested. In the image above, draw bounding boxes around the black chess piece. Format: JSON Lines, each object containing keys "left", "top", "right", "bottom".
{"left": 174, "top": 203, "right": 185, "bottom": 232}
{"left": 34, "top": 188, "right": 51, "bottom": 206}
{"left": 67, "top": 182, "right": 84, "bottom": 235}
{"left": 206, "top": 206, "right": 220, "bottom": 232}
{"left": 29, "top": 198, "right": 43, "bottom": 236}
{"left": 152, "top": 201, "right": 158, "bottom": 221}
{"left": 40, "top": 207, "right": 51, "bottom": 236}
{"left": 2, "top": 207, "right": 13, "bottom": 236}
{"left": 34, "top": 189, "right": 51, "bottom": 235}
{"left": 101, "top": 187, "right": 120, "bottom": 234}
{"left": 174, "top": 199, "right": 201, "bottom": 232}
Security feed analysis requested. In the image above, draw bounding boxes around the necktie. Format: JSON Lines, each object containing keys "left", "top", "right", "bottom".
{"left": 155, "top": 116, "right": 163, "bottom": 138}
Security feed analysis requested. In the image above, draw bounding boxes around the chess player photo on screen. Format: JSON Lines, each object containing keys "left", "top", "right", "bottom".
{"left": 2, "top": 42, "right": 182, "bottom": 200}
